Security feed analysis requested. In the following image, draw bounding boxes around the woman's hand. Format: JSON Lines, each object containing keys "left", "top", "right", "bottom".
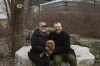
{"left": 46, "top": 50, "right": 53, "bottom": 55}
{"left": 45, "top": 46, "right": 51, "bottom": 51}
{"left": 39, "top": 52, "right": 44, "bottom": 57}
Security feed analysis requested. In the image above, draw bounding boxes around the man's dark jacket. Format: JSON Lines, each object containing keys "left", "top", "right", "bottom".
{"left": 49, "top": 31, "right": 76, "bottom": 56}
{"left": 29, "top": 28, "right": 48, "bottom": 55}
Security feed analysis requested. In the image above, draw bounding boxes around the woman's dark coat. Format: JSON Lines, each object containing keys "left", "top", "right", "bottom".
{"left": 28, "top": 28, "right": 48, "bottom": 55}
{"left": 28, "top": 28, "right": 49, "bottom": 66}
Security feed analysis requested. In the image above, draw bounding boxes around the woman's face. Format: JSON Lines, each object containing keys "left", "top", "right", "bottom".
{"left": 39, "top": 26, "right": 47, "bottom": 32}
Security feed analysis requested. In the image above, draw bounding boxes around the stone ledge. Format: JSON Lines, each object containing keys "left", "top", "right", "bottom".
{"left": 15, "top": 45, "right": 95, "bottom": 66}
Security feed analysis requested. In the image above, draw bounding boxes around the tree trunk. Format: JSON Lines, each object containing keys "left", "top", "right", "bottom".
{"left": 11, "top": 0, "right": 24, "bottom": 56}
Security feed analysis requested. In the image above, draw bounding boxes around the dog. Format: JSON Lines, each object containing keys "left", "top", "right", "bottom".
{"left": 45, "top": 40, "right": 55, "bottom": 51}
{"left": 39, "top": 40, "right": 55, "bottom": 57}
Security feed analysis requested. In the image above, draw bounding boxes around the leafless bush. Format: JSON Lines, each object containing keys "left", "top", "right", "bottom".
{"left": 35, "top": 1, "right": 100, "bottom": 39}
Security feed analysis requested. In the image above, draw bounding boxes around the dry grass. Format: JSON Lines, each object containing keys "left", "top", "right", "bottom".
{"left": 0, "top": 57, "right": 15, "bottom": 66}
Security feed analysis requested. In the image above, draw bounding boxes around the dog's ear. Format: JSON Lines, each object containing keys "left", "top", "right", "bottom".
{"left": 51, "top": 42, "right": 55, "bottom": 50}
{"left": 51, "top": 40, "right": 55, "bottom": 50}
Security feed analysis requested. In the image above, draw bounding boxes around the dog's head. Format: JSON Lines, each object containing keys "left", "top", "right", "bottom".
{"left": 45, "top": 40, "right": 55, "bottom": 50}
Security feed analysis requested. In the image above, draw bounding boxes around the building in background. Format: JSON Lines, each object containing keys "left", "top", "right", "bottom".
{"left": 40, "top": 0, "right": 100, "bottom": 13}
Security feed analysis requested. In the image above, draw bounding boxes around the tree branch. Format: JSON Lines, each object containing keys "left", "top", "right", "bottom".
{"left": 3, "top": 0, "right": 10, "bottom": 20}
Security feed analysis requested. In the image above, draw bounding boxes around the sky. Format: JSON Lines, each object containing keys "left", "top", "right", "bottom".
{"left": 0, "top": 0, "right": 7, "bottom": 19}
{"left": 0, "top": 0, "right": 100, "bottom": 19}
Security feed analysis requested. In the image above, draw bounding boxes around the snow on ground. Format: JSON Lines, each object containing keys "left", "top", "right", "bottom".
{"left": 71, "top": 45, "right": 95, "bottom": 63}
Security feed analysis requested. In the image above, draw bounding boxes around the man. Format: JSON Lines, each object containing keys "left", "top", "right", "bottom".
{"left": 28, "top": 22, "right": 49, "bottom": 66}
{"left": 49, "top": 22, "right": 77, "bottom": 66}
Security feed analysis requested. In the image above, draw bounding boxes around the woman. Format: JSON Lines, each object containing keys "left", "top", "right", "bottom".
{"left": 28, "top": 22, "right": 49, "bottom": 66}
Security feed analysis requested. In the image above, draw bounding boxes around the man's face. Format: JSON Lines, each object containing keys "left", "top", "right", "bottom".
{"left": 54, "top": 23, "right": 62, "bottom": 33}
{"left": 39, "top": 26, "right": 47, "bottom": 32}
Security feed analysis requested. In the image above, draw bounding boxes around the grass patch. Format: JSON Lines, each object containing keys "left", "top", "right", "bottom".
{"left": 0, "top": 19, "right": 7, "bottom": 27}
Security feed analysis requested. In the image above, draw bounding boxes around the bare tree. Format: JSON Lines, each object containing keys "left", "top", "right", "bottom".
{"left": 3, "top": 0, "right": 25, "bottom": 56}
{"left": 2, "top": 0, "right": 52, "bottom": 56}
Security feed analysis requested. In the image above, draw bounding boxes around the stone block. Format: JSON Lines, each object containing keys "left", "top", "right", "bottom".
{"left": 15, "top": 45, "right": 95, "bottom": 66}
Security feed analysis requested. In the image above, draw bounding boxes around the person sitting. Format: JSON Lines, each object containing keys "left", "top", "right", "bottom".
{"left": 28, "top": 22, "right": 49, "bottom": 66}
{"left": 49, "top": 22, "right": 77, "bottom": 66}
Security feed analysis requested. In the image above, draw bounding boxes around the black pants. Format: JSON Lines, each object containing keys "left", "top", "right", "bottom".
{"left": 28, "top": 52, "right": 49, "bottom": 66}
